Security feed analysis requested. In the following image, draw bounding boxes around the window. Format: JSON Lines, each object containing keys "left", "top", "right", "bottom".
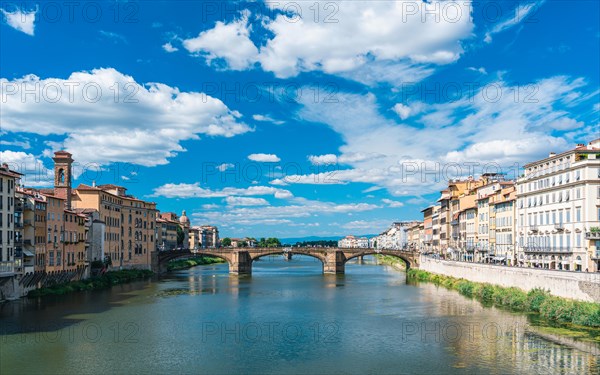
{"left": 576, "top": 207, "right": 581, "bottom": 222}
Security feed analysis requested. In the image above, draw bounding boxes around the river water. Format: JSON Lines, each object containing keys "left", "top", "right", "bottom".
{"left": 1, "top": 256, "right": 598, "bottom": 374}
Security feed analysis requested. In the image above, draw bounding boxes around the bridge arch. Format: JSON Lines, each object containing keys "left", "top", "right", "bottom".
{"left": 251, "top": 251, "right": 326, "bottom": 264}
{"left": 153, "top": 251, "right": 233, "bottom": 274}
{"left": 343, "top": 251, "right": 413, "bottom": 270}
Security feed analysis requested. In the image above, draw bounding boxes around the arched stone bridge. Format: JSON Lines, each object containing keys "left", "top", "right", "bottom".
{"left": 151, "top": 247, "right": 420, "bottom": 275}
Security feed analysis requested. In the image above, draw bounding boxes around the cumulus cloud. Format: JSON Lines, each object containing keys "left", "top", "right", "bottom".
{"left": 1, "top": 5, "right": 37, "bottom": 36}
{"left": 248, "top": 153, "right": 280, "bottom": 162}
{"left": 225, "top": 196, "right": 270, "bottom": 206}
{"left": 217, "top": 163, "right": 235, "bottom": 172}
{"left": 192, "top": 197, "right": 380, "bottom": 228}
{"left": 180, "top": 1, "right": 473, "bottom": 85}
{"left": 252, "top": 114, "right": 284, "bottom": 125}
{"left": 282, "top": 75, "right": 596, "bottom": 196}
{"left": 382, "top": 199, "right": 404, "bottom": 208}
{"left": 162, "top": 42, "right": 179, "bottom": 53}
{"left": 0, "top": 150, "right": 53, "bottom": 186}
{"left": 0, "top": 68, "right": 251, "bottom": 166}
{"left": 392, "top": 103, "right": 411, "bottom": 120}
{"left": 150, "top": 183, "right": 293, "bottom": 200}
{"left": 182, "top": 11, "right": 258, "bottom": 70}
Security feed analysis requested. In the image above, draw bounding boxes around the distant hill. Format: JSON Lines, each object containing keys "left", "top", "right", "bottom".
{"left": 279, "top": 235, "right": 376, "bottom": 245}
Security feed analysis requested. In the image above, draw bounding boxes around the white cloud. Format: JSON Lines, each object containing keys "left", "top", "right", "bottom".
{"left": 182, "top": 11, "right": 258, "bottom": 70}
{"left": 308, "top": 154, "right": 338, "bottom": 165}
{"left": 307, "top": 152, "right": 385, "bottom": 166}
{"left": 150, "top": 183, "right": 293, "bottom": 200}
{"left": 1, "top": 6, "right": 37, "bottom": 36}
{"left": 252, "top": 114, "right": 284, "bottom": 125}
{"left": 282, "top": 76, "right": 595, "bottom": 196}
{"left": 484, "top": 2, "right": 544, "bottom": 43}
{"left": 0, "top": 150, "right": 53, "bottom": 186}
{"left": 342, "top": 219, "right": 391, "bottom": 231}
{"left": 162, "top": 42, "right": 179, "bottom": 53}
{"left": 0, "top": 138, "right": 31, "bottom": 149}
{"left": 467, "top": 66, "right": 488, "bottom": 75}
{"left": 192, "top": 197, "right": 380, "bottom": 228}
{"left": 0, "top": 68, "right": 251, "bottom": 166}
{"left": 179, "top": 1, "right": 473, "bottom": 85}
{"left": 382, "top": 198, "right": 404, "bottom": 208}
{"left": 225, "top": 196, "right": 270, "bottom": 206}
{"left": 217, "top": 163, "right": 235, "bottom": 172}
{"left": 248, "top": 153, "right": 280, "bottom": 162}
{"left": 99, "top": 30, "right": 127, "bottom": 43}
{"left": 258, "top": 1, "right": 473, "bottom": 80}
{"left": 392, "top": 103, "right": 411, "bottom": 120}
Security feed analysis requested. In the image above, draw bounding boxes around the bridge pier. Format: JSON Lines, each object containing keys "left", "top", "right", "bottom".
{"left": 230, "top": 251, "right": 252, "bottom": 275}
{"left": 323, "top": 251, "right": 345, "bottom": 274}
{"left": 283, "top": 252, "right": 292, "bottom": 261}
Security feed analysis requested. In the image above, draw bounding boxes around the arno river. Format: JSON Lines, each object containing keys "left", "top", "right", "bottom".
{"left": 1, "top": 256, "right": 598, "bottom": 374}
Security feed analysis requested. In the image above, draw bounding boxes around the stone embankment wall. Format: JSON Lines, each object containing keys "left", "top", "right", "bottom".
{"left": 419, "top": 256, "right": 600, "bottom": 303}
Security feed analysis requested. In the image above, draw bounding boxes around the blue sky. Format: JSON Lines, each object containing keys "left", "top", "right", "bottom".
{"left": 1, "top": 0, "right": 598, "bottom": 238}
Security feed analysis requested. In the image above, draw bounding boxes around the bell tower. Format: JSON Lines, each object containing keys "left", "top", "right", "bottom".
{"left": 53, "top": 150, "right": 73, "bottom": 209}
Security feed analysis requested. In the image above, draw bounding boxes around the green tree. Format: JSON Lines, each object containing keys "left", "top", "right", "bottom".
{"left": 176, "top": 225, "right": 184, "bottom": 247}
{"left": 258, "top": 237, "right": 266, "bottom": 247}
{"left": 240, "top": 241, "right": 248, "bottom": 248}
{"left": 221, "top": 237, "right": 232, "bottom": 247}
{"left": 265, "top": 237, "right": 281, "bottom": 247}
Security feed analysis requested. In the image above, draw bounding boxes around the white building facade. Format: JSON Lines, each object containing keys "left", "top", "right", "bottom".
{"left": 0, "top": 164, "right": 22, "bottom": 277}
{"left": 516, "top": 140, "right": 600, "bottom": 272}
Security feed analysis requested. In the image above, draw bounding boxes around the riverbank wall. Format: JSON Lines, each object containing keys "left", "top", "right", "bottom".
{"left": 419, "top": 256, "right": 600, "bottom": 303}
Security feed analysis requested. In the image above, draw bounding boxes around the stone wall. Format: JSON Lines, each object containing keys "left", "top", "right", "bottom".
{"left": 419, "top": 256, "right": 600, "bottom": 303}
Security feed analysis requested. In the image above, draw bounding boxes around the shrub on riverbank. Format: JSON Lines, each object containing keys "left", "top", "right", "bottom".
{"left": 166, "top": 256, "right": 225, "bottom": 271}
{"left": 27, "top": 269, "right": 154, "bottom": 298}
{"left": 407, "top": 269, "right": 600, "bottom": 328}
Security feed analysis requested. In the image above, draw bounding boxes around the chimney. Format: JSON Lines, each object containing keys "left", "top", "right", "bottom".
{"left": 92, "top": 180, "right": 96, "bottom": 187}
{"left": 576, "top": 143, "right": 584, "bottom": 147}
{"left": 549, "top": 152, "right": 556, "bottom": 157}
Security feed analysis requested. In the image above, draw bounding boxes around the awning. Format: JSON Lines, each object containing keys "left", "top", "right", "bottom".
{"left": 23, "top": 250, "right": 35, "bottom": 257}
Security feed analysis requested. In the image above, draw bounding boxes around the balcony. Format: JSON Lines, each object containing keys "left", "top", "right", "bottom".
{"left": 0, "top": 261, "right": 15, "bottom": 277}
{"left": 523, "top": 246, "right": 572, "bottom": 254}
{"left": 529, "top": 225, "right": 539, "bottom": 233}
{"left": 554, "top": 223, "right": 565, "bottom": 231}
{"left": 592, "top": 251, "right": 600, "bottom": 260}
{"left": 586, "top": 229, "right": 600, "bottom": 240}
{"left": 23, "top": 219, "right": 33, "bottom": 227}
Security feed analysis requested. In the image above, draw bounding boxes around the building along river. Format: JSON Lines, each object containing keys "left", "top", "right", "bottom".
{"left": 1, "top": 255, "right": 598, "bottom": 374}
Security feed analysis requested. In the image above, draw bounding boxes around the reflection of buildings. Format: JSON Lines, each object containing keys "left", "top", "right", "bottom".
{"left": 419, "top": 285, "right": 598, "bottom": 373}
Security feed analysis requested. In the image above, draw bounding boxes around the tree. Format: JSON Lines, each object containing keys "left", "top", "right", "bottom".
{"left": 176, "top": 225, "right": 184, "bottom": 247}
{"left": 266, "top": 237, "right": 281, "bottom": 247}
{"left": 258, "top": 238, "right": 266, "bottom": 247}
{"left": 221, "top": 237, "right": 232, "bottom": 247}
{"left": 240, "top": 241, "right": 248, "bottom": 248}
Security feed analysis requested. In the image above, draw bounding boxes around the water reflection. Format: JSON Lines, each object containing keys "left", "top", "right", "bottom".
{"left": 0, "top": 255, "right": 598, "bottom": 374}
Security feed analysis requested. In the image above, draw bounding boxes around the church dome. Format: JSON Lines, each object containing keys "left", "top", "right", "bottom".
{"left": 180, "top": 210, "right": 190, "bottom": 225}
